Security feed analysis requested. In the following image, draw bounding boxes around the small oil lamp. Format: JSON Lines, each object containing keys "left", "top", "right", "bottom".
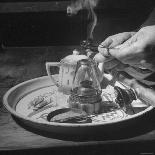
{"left": 68, "top": 58, "right": 102, "bottom": 114}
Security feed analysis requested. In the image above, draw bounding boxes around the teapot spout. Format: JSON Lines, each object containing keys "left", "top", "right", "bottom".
{"left": 97, "top": 62, "right": 104, "bottom": 82}
{"left": 93, "top": 61, "right": 104, "bottom": 83}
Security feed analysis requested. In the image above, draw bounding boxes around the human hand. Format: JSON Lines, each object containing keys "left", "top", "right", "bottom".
{"left": 99, "top": 31, "right": 136, "bottom": 49}
{"left": 97, "top": 26, "right": 155, "bottom": 72}
{"left": 95, "top": 31, "right": 136, "bottom": 71}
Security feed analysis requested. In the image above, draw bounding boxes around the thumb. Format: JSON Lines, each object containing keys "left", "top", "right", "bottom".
{"left": 94, "top": 53, "right": 107, "bottom": 63}
{"left": 94, "top": 52, "right": 114, "bottom": 63}
{"left": 98, "top": 47, "right": 112, "bottom": 58}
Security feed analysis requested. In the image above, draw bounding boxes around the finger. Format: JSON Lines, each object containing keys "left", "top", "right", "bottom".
{"left": 105, "top": 62, "right": 128, "bottom": 75}
{"left": 99, "top": 35, "right": 137, "bottom": 60}
{"left": 98, "top": 47, "right": 113, "bottom": 58}
{"left": 95, "top": 51, "right": 113, "bottom": 63}
{"left": 108, "top": 43, "right": 137, "bottom": 62}
{"left": 100, "top": 37, "right": 113, "bottom": 48}
{"left": 108, "top": 38, "right": 123, "bottom": 48}
{"left": 94, "top": 53, "right": 107, "bottom": 63}
{"left": 116, "top": 33, "right": 138, "bottom": 50}
{"left": 109, "top": 32, "right": 136, "bottom": 48}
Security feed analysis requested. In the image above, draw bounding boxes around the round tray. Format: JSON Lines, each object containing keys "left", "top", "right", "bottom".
{"left": 3, "top": 75, "right": 154, "bottom": 135}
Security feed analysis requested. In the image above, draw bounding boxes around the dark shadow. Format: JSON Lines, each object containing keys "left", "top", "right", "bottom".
{"left": 12, "top": 108, "right": 155, "bottom": 142}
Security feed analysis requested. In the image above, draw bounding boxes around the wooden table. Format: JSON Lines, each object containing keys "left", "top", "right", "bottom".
{"left": 1, "top": 47, "right": 155, "bottom": 155}
{"left": 1, "top": 106, "right": 155, "bottom": 155}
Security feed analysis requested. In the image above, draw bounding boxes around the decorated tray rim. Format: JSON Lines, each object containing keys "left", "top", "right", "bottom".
{"left": 3, "top": 75, "right": 154, "bottom": 127}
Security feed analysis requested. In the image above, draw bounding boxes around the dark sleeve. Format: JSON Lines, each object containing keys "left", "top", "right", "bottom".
{"left": 141, "top": 8, "right": 155, "bottom": 27}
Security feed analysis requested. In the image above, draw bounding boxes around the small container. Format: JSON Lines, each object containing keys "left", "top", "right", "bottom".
{"left": 114, "top": 86, "right": 137, "bottom": 111}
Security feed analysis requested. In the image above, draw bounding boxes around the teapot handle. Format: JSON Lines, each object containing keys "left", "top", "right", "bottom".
{"left": 46, "top": 62, "right": 60, "bottom": 87}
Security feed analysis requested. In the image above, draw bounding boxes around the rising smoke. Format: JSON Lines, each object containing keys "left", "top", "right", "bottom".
{"left": 67, "top": 0, "right": 99, "bottom": 40}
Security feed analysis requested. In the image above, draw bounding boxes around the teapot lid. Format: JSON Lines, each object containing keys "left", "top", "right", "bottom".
{"left": 61, "top": 54, "right": 88, "bottom": 65}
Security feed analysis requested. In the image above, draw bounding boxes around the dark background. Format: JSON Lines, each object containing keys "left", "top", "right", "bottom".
{"left": 1, "top": 1, "right": 155, "bottom": 154}
{"left": 0, "top": 0, "right": 154, "bottom": 47}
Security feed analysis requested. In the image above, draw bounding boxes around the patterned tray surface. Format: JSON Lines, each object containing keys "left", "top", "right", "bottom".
{"left": 15, "top": 82, "right": 149, "bottom": 124}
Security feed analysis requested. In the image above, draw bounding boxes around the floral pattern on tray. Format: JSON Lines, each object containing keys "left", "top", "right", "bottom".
{"left": 15, "top": 84, "right": 149, "bottom": 124}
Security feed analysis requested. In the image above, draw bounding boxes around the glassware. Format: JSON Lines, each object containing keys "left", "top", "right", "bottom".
{"left": 68, "top": 58, "right": 102, "bottom": 114}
